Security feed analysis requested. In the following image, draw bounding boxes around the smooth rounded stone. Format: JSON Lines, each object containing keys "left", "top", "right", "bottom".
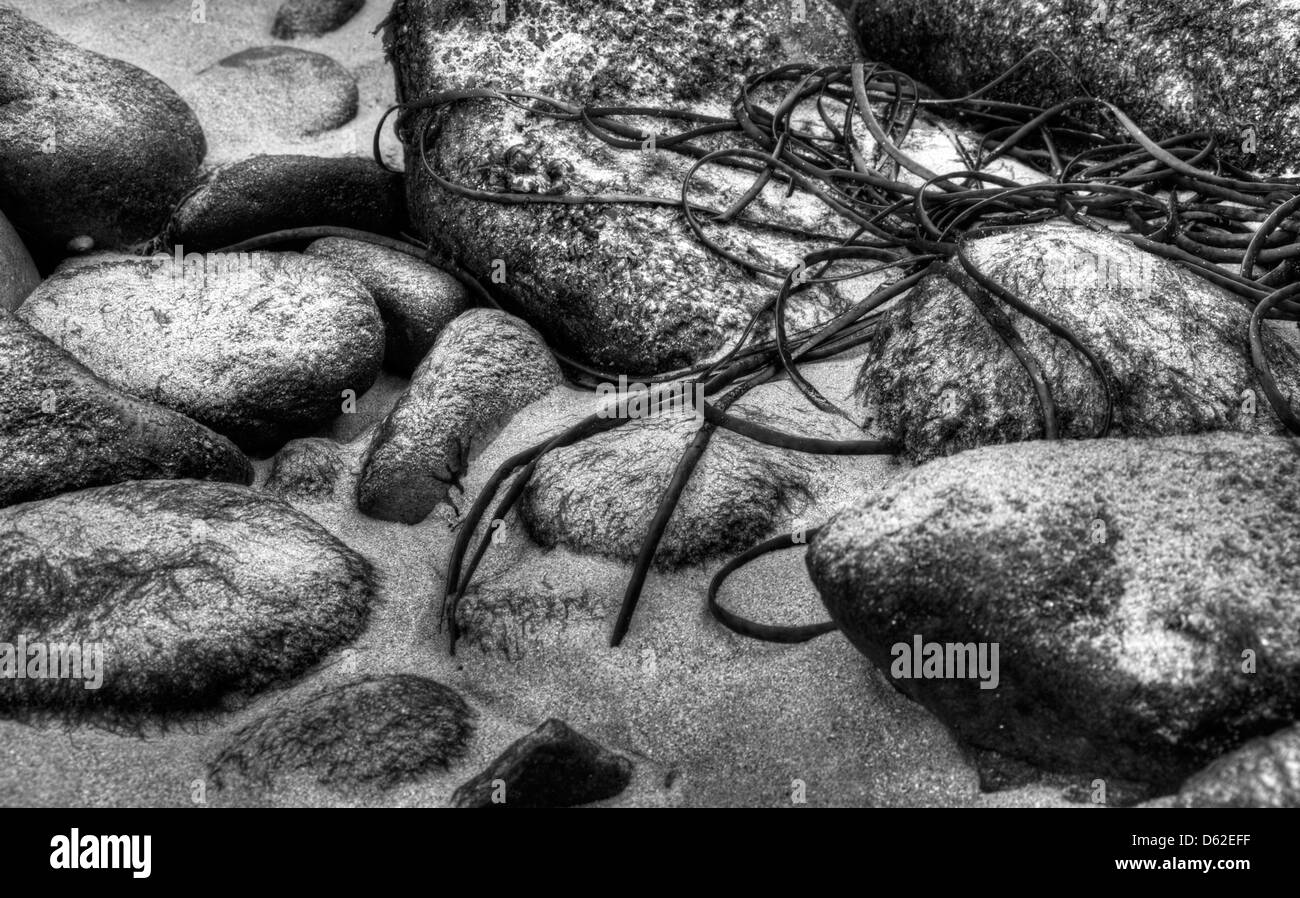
{"left": 521, "top": 411, "right": 816, "bottom": 567}
{"left": 0, "top": 6, "right": 206, "bottom": 264}
{"left": 832, "top": 0, "right": 1300, "bottom": 171}
{"left": 19, "top": 253, "right": 384, "bottom": 454}
{"left": 1143, "top": 725, "right": 1300, "bottom": 809}
{"left": 210, "top": 675, "right": 474, "bottom": 790}
{"left": 451, "top": 718, "right": 631, "bottom": 808}
{"left": 856, "top": 222, "right": 1300, "bottom": 462}
{"left": 188, "top": 46, "right": 357, "bottom": 143}
{"left": 357, "top": 309, "right": 562, "bottom": 524}
{"left": 306, "top": 237, "right": 470, "bottom": 375}
{"left": 264, "top": 438, "right": 346, "bottom": 500}
{"left": 0, "top": 209, "right": 39, "bottom": 311}
{"left": 166, "top": 155, "right": 406, "bottom": 253}
{"left": 0, "top": 480, "right": 374, "bottom": 713}
{"left": 0, "top": 310, "right": 250, "bottom": 509}
{"left": 272, "top": 0, "right": 365, "bottom": 39}
{"left": 386, "top": 0, "right": 862, "bottom": 373}
{"left": 807, "top": 432, "right": 1300, "bottom": 788}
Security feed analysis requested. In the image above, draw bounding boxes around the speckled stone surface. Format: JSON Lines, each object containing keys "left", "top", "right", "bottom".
{"left": 357, "top": 308, "right": 562, "bottom": 524}
{"left": 211, "top": 674, "right": 472, "bottom": 790}
{"left": 0, "top": 310, "right": 251, "bottom": 509}
{"left": 833, "top": 0, "right": 1300, "bottom": 171}
{"left": 808, "top": 432, "right": 1300, "bottom": 788}
{"left": 1144, "top": 723, "right": 1300, "bottom": 808}
{"left": 306, "top": 236, "right": 469, "bottom": 375}
{"left": 19, "top": 252, "right": 384, "bottom": 454}
{"left": 856, "top": 222, "right": 1300, "bottom": 462}
{"left": 0, "top": 480, "right": 374, "bottom": 713}
{"left": 386, "top": 0, "right": 862, "bottom": 373}
{"left": 272, "top": 0, "right": 365, "bottom": 39}
{"left": 0, "top": 208, "right": 39, "bottom": 311}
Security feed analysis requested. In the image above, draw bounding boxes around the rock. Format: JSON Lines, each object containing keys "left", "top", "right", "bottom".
{"left": 385, "top": 0, "right": 862, "bottom": 373}
{"left": 272, "top": 0, "right": 365, "bottom": 39}
{"left": 521, "top": 408, "right": 816, "bottom": 567}
{"left": 0, "top": 480, "right": 373, "bottom": 713}
{"left": 211, "top": 675, "right": 473, "bottom": 790}
{"left": 450, "top": 718, "right": 631, "bottom": 808}
{"left": 264, "top": 438, "right": 346, "bottom": 500}
{"left": 19, "top": 252, "right": 384, "bottom": 454}
{"left": 166, "top": 155, "right": 407, "bottom": 252}
{"left": 0, "top": 6, "right": 206, "bottom": 264}
{"left": 0, "top": 310, "right": 250, "bottom": 509}
{"left": 188, "top": 47, "right": 357, "bottom": 144}
{"left": 0, "top": 208, "right": 39, "bottom": 310}
{"left": 807, "top": 432, "right": 1300, "bottom": 787}
{"left": 856, "top": 222, "right": 1300, "bottom": 462}
{"left": 357, "top": 309, "right": 562, "bottom": 524}
{"left": 1144, "top": 725, "right": 1300, "bottom": 808}
{"left": 832, "top": 0, "right": 1300, "bottom": 170}
{"left": 306, "top": 237, "right": 470, "bottom": 375}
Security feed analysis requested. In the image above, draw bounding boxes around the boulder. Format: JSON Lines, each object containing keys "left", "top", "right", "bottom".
{"left": 0, "top": 310, "right": 250, "bottom": 509}
{"left": 807, "top": 432, "right": 1300, "bottom": 787}
{"left": 19, "top": 253, "right": 384, "bottom": 454}
{"left": 0, "top": 5, "right": 206, "bottom": 263}
{"left": 0, "top": 480, "right": 374, "bottom": 713}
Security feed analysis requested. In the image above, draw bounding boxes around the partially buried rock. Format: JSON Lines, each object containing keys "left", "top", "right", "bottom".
{"left": 857, "top": 222, "right": 1300, "bottom": 462}
{"left": 166, "top": 155, "right": 406, "bottom": 252}
{"left": 807, "top": 432, "right": 1300, "bottom": 787}
{"left": 19, "top": 253, "right": 383, "bottom": 454}
{"left": 521, "top": 409, "right": 815, "bottom": 567}
{"left": 0, "top": 208, "right": 39, "bottom": 311}
{"left": 306, "top": 237, "right": 470, "bottom": 375}
{"left": 1144, "top": 724, "right": 1300, "bottom": 808}
{"left": 211, "top": 675, "right": 473, "bottom": 790}
{"left": 0, "top": 480, "right": 373, "bottom": 713}
{"left": 385, "top": 0, "right": 860, "bottom": 373}
{"left": 833, "top": 0, "right": 1300, "bottom": 171}
{"left": 188, "top": 46, "right": 357, "bottom": 144}
{"left": 264, "top": 438, "right": 346, "bottom": 500}
{"left": 0, "top": 310, "right": 250, "bottom": 509}
{"left": 0, "top": 6, "right": 206, "bottom": 264}
{"left": 451, "top": 718, "right": 632, "bottom": 808}
{"left": 272, "top": 0, "right": 365, "bottom": 39}
{"left": 357, "top": 309, "right": 562, "bottom": 524}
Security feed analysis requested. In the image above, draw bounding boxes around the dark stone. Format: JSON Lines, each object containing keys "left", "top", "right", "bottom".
{"left": 272, "top": 0, "right": 365, "bottom": 38}
{"left": 357, "top": 308, "right": 561, "bottom": 523}
{"left": 306, "top": 236, "right": 470, "bottom": 375}
{"left": 451, "top": 718, "right": 633, "bottom": 807}
{"left": 0, "top": 6, "right": 206, "bottom": 266}
{"left": 264, "top": 438, "right": 346, "bottom": 499}
{"left": 166, "top": 155, "right": 406, "bottom": 252}
{"left": 832, "top": 0, "right": 1300, "bottom": 170}
{"left": 211, "top": 675, "right": 474, "bottom": 789}
{"left": 0, "top": 309, "right": 251, "bottom": 509}
{"left": 0, "top": 480, "right": 373, "bottom": 714}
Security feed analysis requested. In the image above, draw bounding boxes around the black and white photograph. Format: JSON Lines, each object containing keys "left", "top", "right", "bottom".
{"left": 0, "top": 0, "right": 1293, "bottom": 867}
